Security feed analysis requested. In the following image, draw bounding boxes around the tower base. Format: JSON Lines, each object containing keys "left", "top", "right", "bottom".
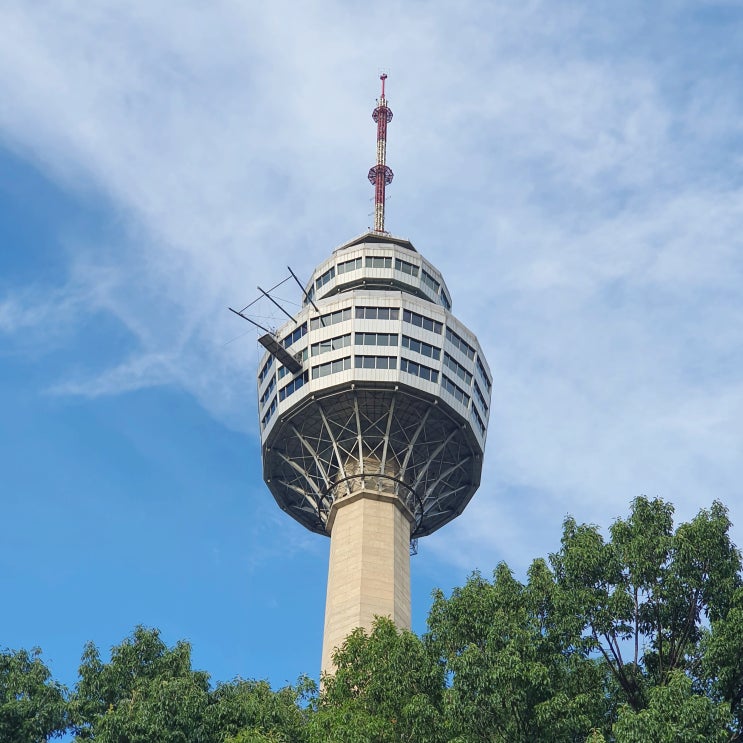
{"left": 321, "top": 489, "right": 413, "bottom": 675}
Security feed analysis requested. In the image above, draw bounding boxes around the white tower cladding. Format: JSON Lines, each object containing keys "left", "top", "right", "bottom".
{"left": 256, "top": 231, "right": 492, "bottom": 674}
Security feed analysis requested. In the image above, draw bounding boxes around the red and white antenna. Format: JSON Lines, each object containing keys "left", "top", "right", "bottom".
{"left": 368, "top": 74, "right": 394, "bottom": 233}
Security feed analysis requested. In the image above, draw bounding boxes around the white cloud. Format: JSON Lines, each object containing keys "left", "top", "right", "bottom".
{"left": 1, "top": 0, "right": 742, "bottom": 568}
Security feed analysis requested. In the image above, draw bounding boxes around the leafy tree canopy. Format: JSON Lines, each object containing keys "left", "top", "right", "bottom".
{"left": 0, "top": 647, "right": 67, "bottom": 742}
{"left": 4, "top": 497, "right": 742, "bottom": 742}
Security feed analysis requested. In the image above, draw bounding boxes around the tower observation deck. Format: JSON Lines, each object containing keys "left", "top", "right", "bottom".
{"left": 254, "top": 77, "right": 492, "bottom": 674}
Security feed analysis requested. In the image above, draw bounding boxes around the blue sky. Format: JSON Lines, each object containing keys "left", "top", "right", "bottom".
{"left": 2, "top": 0, "right": 743, "bottom": 694}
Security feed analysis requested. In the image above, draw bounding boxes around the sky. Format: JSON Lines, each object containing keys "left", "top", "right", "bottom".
{"left": 2, "top": 0, "right": 743, "bottom": 696}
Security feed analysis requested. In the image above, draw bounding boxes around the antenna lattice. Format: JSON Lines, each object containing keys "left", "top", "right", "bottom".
{"left": 368, "top": 74, "right": 394, "bottom": 233}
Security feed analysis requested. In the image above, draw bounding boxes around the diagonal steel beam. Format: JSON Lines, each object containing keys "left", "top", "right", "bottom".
{"left": 411, "top": 427, "right": 460, "bottom": 492}
{"left": 318, "top": 403, "right": 350, "bottom": 495}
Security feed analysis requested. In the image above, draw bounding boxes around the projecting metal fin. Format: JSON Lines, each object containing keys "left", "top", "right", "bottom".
{"left": 258, "top": 333, "right": 303, "bottom": 374}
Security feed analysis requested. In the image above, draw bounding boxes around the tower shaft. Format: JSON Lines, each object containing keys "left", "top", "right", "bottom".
{"left": 321, "top": 490, "right": 413, "bottom": 675}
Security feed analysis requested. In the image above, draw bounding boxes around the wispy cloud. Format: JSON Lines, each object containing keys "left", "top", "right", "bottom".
{"left": 1, "top": 0, "right": 742, "bottom": 569}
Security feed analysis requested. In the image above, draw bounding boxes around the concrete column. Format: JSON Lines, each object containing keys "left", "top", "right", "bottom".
{"left": 321, "top": 490, "right": 413, "bottom": 676}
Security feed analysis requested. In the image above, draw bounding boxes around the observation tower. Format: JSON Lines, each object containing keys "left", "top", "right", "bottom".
{"left": 253, "top": 76, "right": 492, "bottom": 674}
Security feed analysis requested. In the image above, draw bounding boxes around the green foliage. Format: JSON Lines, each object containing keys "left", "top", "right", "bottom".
{"left": 5, "top": 497, "right": 742, "bottom": 742}
{"left": 311, "top": 617, "right": 445, "bottom": 742}
{"left": 703, "top": 585, "right": 743, "bottom": 738}
{"left": 550, "top": 497, "right": 742, "bottom": 712}
{"left": 209, "top": 676, "right": 314, "bottom": 743}
{"left": 613, "top": 670, "right": 731, "bottom": 742}
{"left": 68, "top": 626, "right": 313, "bottom": 743}
{"left": 69, "top": 626, "right": 211, "bottom": 742}
{"left": 0, "top": 647, "right": 67, "bottom": 742}
{"left": 428, "top": 562, "right": 605, "bottom": 742}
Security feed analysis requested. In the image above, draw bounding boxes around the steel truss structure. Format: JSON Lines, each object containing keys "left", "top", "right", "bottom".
{"left": 263, "top": 383, "right": 482, "bottom": 538}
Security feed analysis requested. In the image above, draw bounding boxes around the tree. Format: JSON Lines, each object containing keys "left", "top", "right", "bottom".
{"left": 550, "top": 497, "right": 742, "bottom": 713}
{"left": 0, "top": 647, "right": 67, "bottom": 742}
{"left": 703, "top": 586, "right": 743, "bottom": 740}
{"left": 427, "top": 562, "right": 606, "bottom": 742}
{"left": 69, "top": 625, "right": 212, "bottom": 742}
{"left": 208, "top": 676, "right": 313, "bottom": 743}
{"left": 612, "top": 670, "right": 731, "bottom": 742}
{"left": 68, "top": 625, "right": 313, "bottom": 743}
{"left": 311, "top": 617, "right": 446, "bottom": 742}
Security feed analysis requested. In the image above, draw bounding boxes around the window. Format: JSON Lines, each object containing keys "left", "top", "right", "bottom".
{"left": 282, "top": 322, "right": 307, "bottom": 348}
{"left": 471, "top": 406, "right": 486, "bottom": 436}
{"left": 366, "top": 256, "right": 392, "bottom": 269}
{"left": 261, "top": 396, "right": 277, "bottom": 428}
{"left": 444, "top": 352, "right": 473, "bottom": 385}
{"left": 401, "top": 335, "right": 440, "bottom": 360}
{"left": 258, "top": 355, "right": 274, "bottom": 384}
{"left": 337, "top": 257, "right": 362, "bottom": 274}
{"left": 259, "top": 376, "right": 276, "bottom": 406}
{"left": 440, "top": 290, "right": 451, "bottom": 311}
{"left": 395, "top": 257, "right": 419, "bottom": 277}
{"left": 354, "top": 355, "right": 397, "bottom": 370}
{"left": 315, "top": 266, "right": 335, "bottom": 290}
{"left": 476, "top": 356, "right": 492, "bottom": 392}
{"left": 310, "top": 307, "right": 352, "bottom": 331}
{"left": 312, "top": 356, "right": 352, "bottom": 379}
{"left": 279, "top": 371, "right": 308, "bottom": 401}
{"left": 446, "top": 327, "right": 476, "bottom": 359}
{"left": 473, "top": 380, "right": 488, "bottom": 413}
{"left": 400, "top": 357, "right": 438, "bottom": 383}
{"left": 355, "top": 332, "right": 398, "bottom": 346}
{"left": 355, "top": 306, "right": 400, "bottom": 321}
{"left": 311, "top": 333, "right": 351, "bottom": 356}
{"left": 402, "top": 309, "right": 442, "bottom": 334}
{"left": 442, "top": 374, "right": 470, "bottom": 406}
{"left": 421, "top": 269, "right": 440, "bottom": 293}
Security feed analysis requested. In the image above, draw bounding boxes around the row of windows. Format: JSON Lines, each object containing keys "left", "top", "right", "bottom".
{"left": 261, "top": 396, "right": 277, "bottom": 428}
{"left": 400, "top": 357, "right": 439, "bottom": 383}
{"left": 311, "top": 333, "right": 351, "bottom": 357}
{"left": 444, "top": 352, "right": 473, "bottom": 386}
{"left": 442, "top": 374, "right": 470, "bottom": 406}
{"left": 367, "top": 256, "right": 392, "bottom": 269}
{"left": 421, "top": 269, "right": 440, "bottom": 294}
{"left": 356, "top": 355, "right": 397, "bottom": 370}
{"left": 356, "top": 306, "right": 399, "bottom": 321}
{"left": 267, "top": 359, "right": 479, "bottom": 419}
{"left": 403, "top": 308, "right": 443, "bottom": 334}
{"left": 446, "top": 327, "right": 475, "bottom": 360}
{"left": 312, "top": 356, "right": 352, "bottom": 379}
{"left": 316, "top": 266, "right": 335, "bottom": 290}
{"left": 473, "top": 380, "right": 488, "bottom": 414}
{"left": 309, "top": 305, "right": 445, "bottom": 331}
{"left": 259, "top": 375, "right": 276, "bottom": 406}
{"left": 279, "top": 371, "right": 308, "bottom": 401}
{"left": 476, "top": 356, "right": 492, "bottom": 392}
{"left": 268, "top": 349, "right": 442, "bottom": 404}
{"left": 338, "top": 257, "right": 362, "bottom": 274}
{"left": 471, "top": 406, "right": 486, "bottom": 437}
{"left": 318, "top": 255, "right": 425, "bottom": 282}
{"left": 311, "top": 255, "right": 454, "bottom": 312}
{"left": 258, "top": 355, "right": 274, "bottom": 384}
{"left": 356, "top": 332, "right": 398, "bottom": 346}
{"left": 282, "top": 322, "right": 307, "bottom": 348}
{"left": 310, "top": 307, "right": 352, "bottom": 330}
{"left": 402, "top": 334, "right": 440, "bottom": 360}
{"left": 270, "top": 334, "right": 440, "bottom": 387}
{"left": 395, "top": 257, "right": 418, "bottom": 276}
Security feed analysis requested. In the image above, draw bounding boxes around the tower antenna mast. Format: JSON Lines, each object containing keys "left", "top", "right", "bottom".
{"left": 368, "top": 73, "right": 394, "bottom": 233}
